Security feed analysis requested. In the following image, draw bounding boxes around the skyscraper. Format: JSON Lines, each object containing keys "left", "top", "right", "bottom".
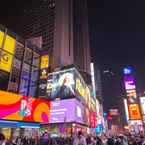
{"left": 19, "top": 0, "right": 91, "bottom": 74}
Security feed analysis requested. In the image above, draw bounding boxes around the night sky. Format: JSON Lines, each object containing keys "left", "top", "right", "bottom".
{"left": 1, "top": 0, "right": 145, "bottom": 111}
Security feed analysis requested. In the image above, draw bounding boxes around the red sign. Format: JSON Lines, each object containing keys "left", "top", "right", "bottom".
{"left": 90, "top": 112, "right": 97, "bottom": 128}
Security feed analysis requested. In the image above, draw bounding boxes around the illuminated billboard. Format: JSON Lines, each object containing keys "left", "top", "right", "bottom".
{"left": 40, "top": 55, "right": 49, "bottom": 69}
{"left": 3, "top": 35, "right": 16, "bottom": 54}
{"left": 124, "top": 76, "right": 136, "bottom": 90}
{"left": 140, "top": 97, "right": 145, "bottom": 115}
{"left": 50, "top": 99, "right": 87, "bottom": 124}
{"left": 0, "top": 91, "right": 50, "bottom": 123}
{"left": 128, "top": 104, "right": 141, "bottom": 120}
{"left": 123, "top": 66, "right": 134, "bottom": 75}
{"left": 126, "top": 90, "right": 137, "bottom": 104}
{"left": 0, "top": 51, "right": 13, "bottom": 72}
{"left": 0, "top": 31, "right": 4, "bottom": 48}
{"left": 46, "top": 67, "right": 90, "bottom": 103}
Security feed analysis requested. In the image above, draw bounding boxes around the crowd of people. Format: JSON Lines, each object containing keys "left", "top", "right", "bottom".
{"left": 0, "top": 131, "right": 145, "bottom": 145}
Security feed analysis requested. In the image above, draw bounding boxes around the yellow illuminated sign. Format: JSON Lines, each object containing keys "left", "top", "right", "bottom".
{"left": 0, "top": 31, "right": 4, "bottom": 48}
{"left": 40, "top": 55, "right": 49, "bottom": 69}
{"left": 0, "top": 51, "right": 13, "bottom": 72}
{"left": 3, "top": 35, "right": 16, "bottom": 54}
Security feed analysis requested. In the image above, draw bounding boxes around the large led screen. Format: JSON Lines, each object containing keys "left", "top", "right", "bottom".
{"left": 0, "top": 91, "right": 50, "bottom": 123}
{"left": 50, "top": 99, "right": 86, "bottom": 124}
{"left": 140, "top": 97, "right": 145, "bottom": 115}
{"left": 46, "top": 67, "right": 91, "bottom": 104}
{"left": 47, "top": 68, "right": 75, "bottom": 100}
{"left": 124, "top": 75, "right": 136, "bottom": 90}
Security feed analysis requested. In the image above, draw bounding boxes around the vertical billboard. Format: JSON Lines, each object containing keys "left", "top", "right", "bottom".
{"left": 0, "top": 31, "right": 4, "bottom": 48}
{"left": 0, "top": 51, "right": 13, "bottom": 72}
{"left": 124, "top": 76, "right": 136, "bottom": 90}
{"left": 40, "top": 55, "right": 49, "bottom": 69}
{"left": 123, "top": 68, "right": 141, "bottom": 122}
{"left": 39, "top": 55, "right": 49, "bottom": 98}
{"left": 128, "top": 104, "right": 141, "bottom": 120}
{"left": 140, "top": 97, "right": 145, "bottom": 115}
{"left": 3, "top": 35, "right": 15, "bottom": 54}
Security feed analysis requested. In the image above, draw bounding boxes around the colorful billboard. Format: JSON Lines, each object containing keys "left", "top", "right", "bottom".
{"left": 124, "top": 76, "right": 136, "bottom": 90}
{"left": 140, "top": 97, "right": 145, "bottom": 115}
{"left": 40, "top": 55, "right": 49, "bottom": 69}
{"left": 3, "top": 35, "right": 16, "bottom": 54}
{"left": 128, "top": 104, "right": 141, "bottom": 120}
{"left": 50, "top": 99, "right": 87, "bottom": 124}
{"left": 46, "top": 67, "right": 90, "bottom": 104}
{"left": 0, "top": 91, "right": 51, "bottom": 123}
{"left": 0, "top": 51, "right": 13, "bottom": 72}
{"left": 126, "top": 90, "right": 137, "bottom": 104}
{"left": 47, "top": 69, "right": 75, "bottom": 100}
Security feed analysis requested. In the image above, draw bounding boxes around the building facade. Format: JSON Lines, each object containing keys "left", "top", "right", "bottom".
{"left": 18, "top": 0, "right": 91, "bottom": 74}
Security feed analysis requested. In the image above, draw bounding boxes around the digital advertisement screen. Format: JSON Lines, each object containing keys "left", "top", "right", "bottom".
{"left": 50, "top": 99, "right": 86, "bottom": 124}
{"left": 0, "top": 91, "right": 50, "bottom": 123}
{"left": 128, "top": 104, "right": 141, "bottom": 120}
{"left": 140, "top": 97, "right": 145, "bottom": 115}
{"left": 47, "top": 68, "right": 75, "bottom": 100}
{"left": 126, "top": 90, "right": 137, "bottom": 104}
{"left": 46, "top": 67, "right": 91, "bottom": 104}
{"left": 40, "top": 55, "right": 49, "bottom": 69}
{"left": 124, "top": 75, "right": 136, "bottom": 90}
{"left": 50, "top": 99, "right": 75, "bottom": 123}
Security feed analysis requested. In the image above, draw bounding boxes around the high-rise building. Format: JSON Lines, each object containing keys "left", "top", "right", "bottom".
{"left": 18, "top": 0, "right": 91, "bottom": 74}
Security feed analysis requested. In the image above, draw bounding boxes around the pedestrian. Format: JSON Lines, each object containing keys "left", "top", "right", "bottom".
{"left": 73, "top": 131, "right": 87, "bottom": 145}
{"left": 0, "top": 133, "right": 6, "bottom": 145}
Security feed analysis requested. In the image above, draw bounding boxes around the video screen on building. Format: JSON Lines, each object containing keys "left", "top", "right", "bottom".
{"left": 0, "top": 91, "right": 51, "bottom": 123}
{"left": 124, "top": 75, "right": 136, "bottom": 90}
{"left": 50, "top": 99, "right": 87, "bottom": 124}
{"left": 47, "top": 68, "right": 75, "bottom": 100}
{"left": 140, "top": 97, "right": 145, "bottom": 115}
{"left": 128, "top": 104, "right": 141, "bottom": 120}
{"left": 46, "top": 67, "right": 91, "bottom": 103}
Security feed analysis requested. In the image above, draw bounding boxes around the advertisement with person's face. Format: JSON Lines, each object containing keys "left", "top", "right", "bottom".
{"left": 46, "top": 68, "right": 91, "bottom": 106}
{"left": 47, "top": 69, "right": 75, "bottom": 100}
